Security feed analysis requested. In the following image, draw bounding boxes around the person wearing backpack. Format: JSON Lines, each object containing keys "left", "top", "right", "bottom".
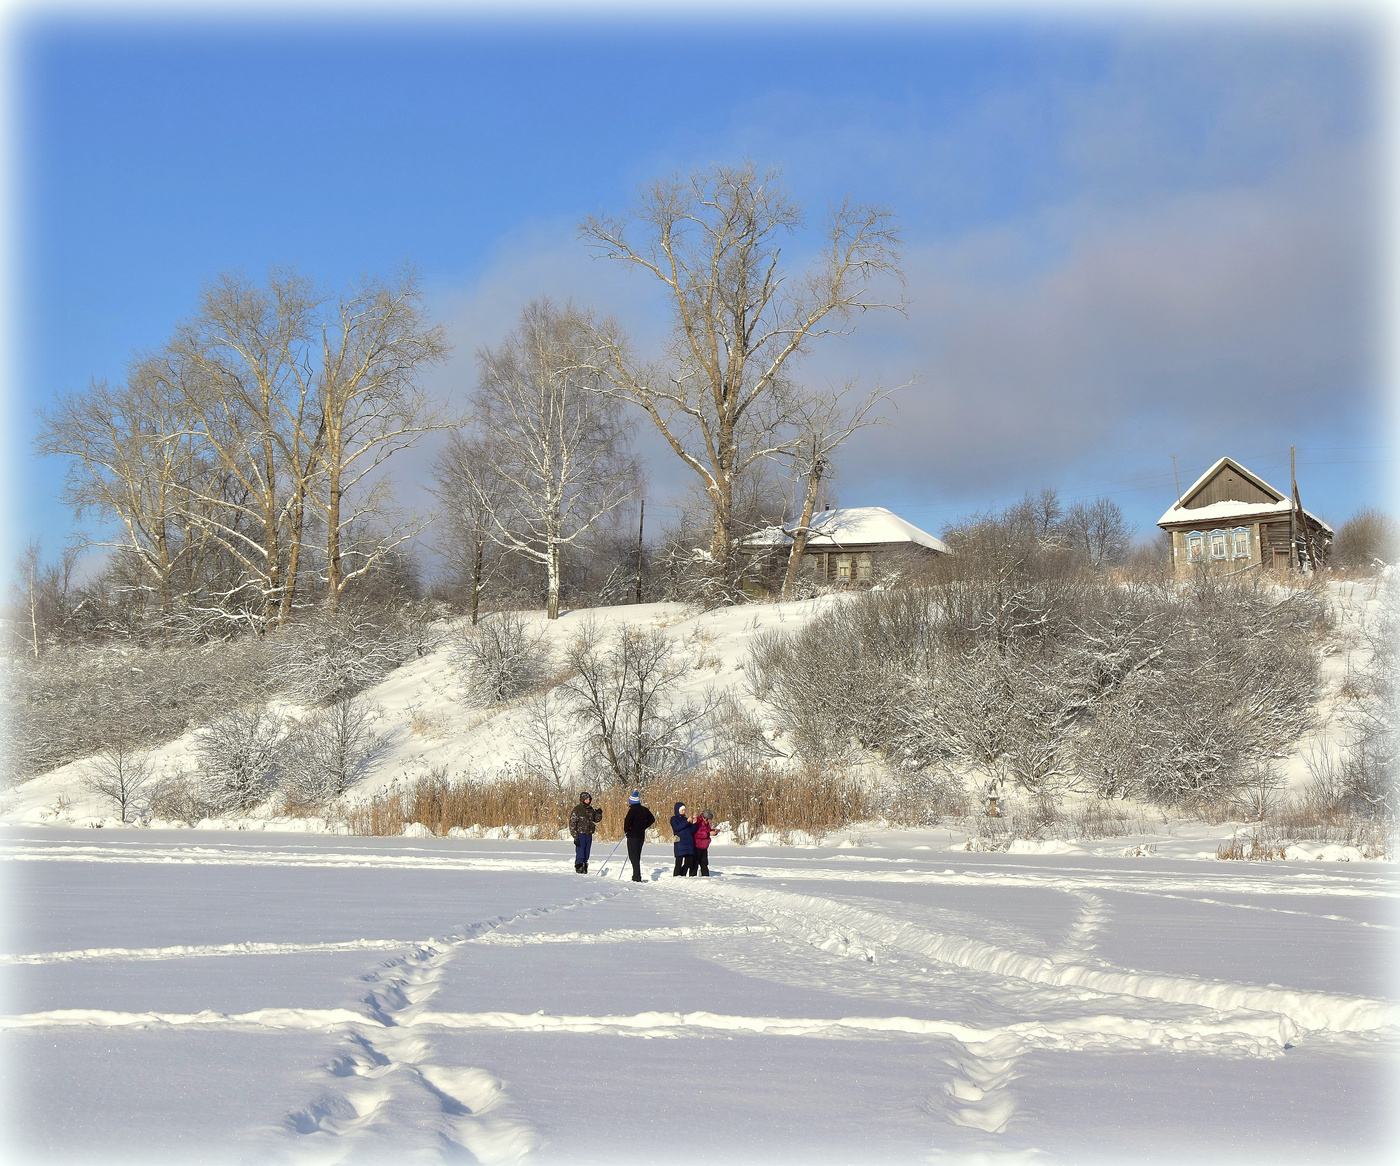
{"left": 569, "top": 791, "right": 602, "bottom": 873}
{"left": 670, "top": 802, "right": 696, "bottom": 877}
{"left": 622, "top": 791, "right": 655, "bottom": 883}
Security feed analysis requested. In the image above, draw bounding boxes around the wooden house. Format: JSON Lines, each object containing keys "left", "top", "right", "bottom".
{"left": 743, "top": 506, "right": 951, "bottom": 589}
{"left": 1157, "top": 457, "right": 1332, "bottom": 575}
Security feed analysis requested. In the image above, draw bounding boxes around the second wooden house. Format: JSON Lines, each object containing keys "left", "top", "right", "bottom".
{"left": 1157, "top": 456, "right": 1332, "bottom": 574}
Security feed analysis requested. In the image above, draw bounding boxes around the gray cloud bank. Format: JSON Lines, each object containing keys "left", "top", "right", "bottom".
{"left": 423, "top": 24, "right": 1381, "bottom": 533}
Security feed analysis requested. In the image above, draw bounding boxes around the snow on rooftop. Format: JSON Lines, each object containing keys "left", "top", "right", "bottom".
{"left": 1158, "top": 457, "right": 1333, "bottom": 534}
{"left": 748, "top": 507, "right": 950, "bottom": 554}
{"left": 1157, "top": 498, "right": 1334, "bottom": 534}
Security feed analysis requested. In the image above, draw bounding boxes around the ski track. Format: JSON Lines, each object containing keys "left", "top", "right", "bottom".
{"left": 5, "top": 838, "right": 1396, "bottom": 1161}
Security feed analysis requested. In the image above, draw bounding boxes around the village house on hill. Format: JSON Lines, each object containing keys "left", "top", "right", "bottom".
{"left": 1157, "top": 456, "right": 1332, "bottom": 574}
{"left": 744, "top": 505, "right": 950, "bottom": 591}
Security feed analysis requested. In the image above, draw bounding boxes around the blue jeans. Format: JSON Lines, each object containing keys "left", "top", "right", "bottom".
{"left": 574, "top": 833, "right": 593, "bottom": 866}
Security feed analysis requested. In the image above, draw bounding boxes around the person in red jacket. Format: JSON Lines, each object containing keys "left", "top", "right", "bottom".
{"left": 692, "top": 808, "right": 715, "bottom": 876}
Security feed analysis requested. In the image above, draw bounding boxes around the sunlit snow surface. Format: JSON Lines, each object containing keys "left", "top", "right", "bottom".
{"left": 1, "top": 828, "right": 1396, "bottom": 1165}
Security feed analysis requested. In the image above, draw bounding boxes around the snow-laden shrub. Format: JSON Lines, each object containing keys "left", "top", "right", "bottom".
{"left": 451, "top": 610, "right": 550, "bottom": 706}
{"left": 194, "top": 708, "right": 285, "bottom": 813}
{"left": 283, "top": 697, "right": 382, "bottom": 806}
{"left": 268, "top": 605, "right": 411, "bottom": 706}
{"left": 749, "top": 570, "right": 1329, "bottom": 809}
{"left": 5, "top": 637, "right": 273, "bottom": 780}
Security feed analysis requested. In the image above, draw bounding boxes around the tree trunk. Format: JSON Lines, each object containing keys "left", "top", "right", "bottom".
{"left": 546, "top": 540, "right": 561, "bottom": 620}
{"left": 781, "top": 459, "right": 824, "bottom": 600}
{"left": 326, "top": 464, "right": 343, "bottom": 608}
{"left": 278, "top": 480, "right": 307, "bottom": 626}
{"left": 470, "top": 539, "right": 483, "bottom": 625}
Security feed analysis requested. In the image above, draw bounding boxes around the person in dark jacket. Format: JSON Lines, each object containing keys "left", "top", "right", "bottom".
{"left": 568, "top": 792, "right": 602, "bottom": 873}
{"left": 671, "top": 802, "right": 696, "bottom": 877}
{"left": 692, "top": 808, "right": 714, "bottom": 876}
{"left": 622, "top": 790, "right": 655, "bottom": 882}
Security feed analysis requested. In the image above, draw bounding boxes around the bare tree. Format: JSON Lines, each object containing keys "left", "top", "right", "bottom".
{"left": 778, "top": 382, "right": 898, "bottom": 599}
{"left": 11, "top": 541, "right": 81, "bottom": 658}
{"left": 431, "top": 431, "right": 512, "bottom": 624}
{"left": 312, "top": 267, "right": 450, "bottom": 607}
{"left": 581, "top": 162, "right": 904, "bottom": 594}
{"left": 161, "top": 269, "right": 324, "bottom": 625}
{"left": 557, "top": 621, "right": 713, "bottom": 788}
{"left": 1063, "top": 497, "right": 1132, "bottom": 568}
{"left": 82, "top": 738, "right": 155, "bottom": 823}
{"left": 468, "top": 300, "right": 639, "bottom": 619}
{"left": 35, "top": 361, "right": 202, "bottom": 617}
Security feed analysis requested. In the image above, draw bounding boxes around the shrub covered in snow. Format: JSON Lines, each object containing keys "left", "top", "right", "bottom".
{"left": 282, "top": 698, "right": 383, "bottom": 806}
{"left": 268, "top": 605, "right": 415, "bottom": 705}
{"left": 749, "top": 568, "right": 1329, "bottom": 809}
{"left": 194, "top": 708, "right": 286, "bottom": 813}
{"left": 450, "top": 610, "right": 551, "bottom": 706}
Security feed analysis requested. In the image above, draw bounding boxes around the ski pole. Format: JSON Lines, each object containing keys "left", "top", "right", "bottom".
{"left": 598, "top": 834, "right": 623, "bottom": 875}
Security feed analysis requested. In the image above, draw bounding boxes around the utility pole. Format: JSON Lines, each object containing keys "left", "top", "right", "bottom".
{"left": 1289, "top": 445, "right": 1300, "bottom": 571}
{"left": 634, "top": 499, "right": 645, "bottom": 604}
{"left": 1290, "top": 446, "right": 1318, "bottom": 573}
{"left": 1171, "top": 455, "right": 1182, "bottom": 504}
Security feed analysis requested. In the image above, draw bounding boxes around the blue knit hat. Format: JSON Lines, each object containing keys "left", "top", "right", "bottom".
{"left": 629, "top": 791, "right": 641, "bottom": 804}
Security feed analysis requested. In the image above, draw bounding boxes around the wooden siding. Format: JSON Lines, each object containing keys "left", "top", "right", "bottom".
{"left": 1182, "top": 462, "right": 1281, "bottom": 509}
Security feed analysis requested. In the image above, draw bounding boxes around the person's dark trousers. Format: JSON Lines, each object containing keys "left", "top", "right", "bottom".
{"left": 626, "top": 833, "right": 645, "bottom": 881}
{"left": 694, "top": 848, "right": 709, "bottom": 876}
{"left": 673, "top": 855, "right": 696, "bottom": 876}
{"left": 575, "top": 833, "right": 593, "bottom": 872}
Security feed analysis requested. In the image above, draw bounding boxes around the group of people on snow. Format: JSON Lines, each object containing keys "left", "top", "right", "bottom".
{"left": 567, "top": 791, "right": 716, "bottom": 881}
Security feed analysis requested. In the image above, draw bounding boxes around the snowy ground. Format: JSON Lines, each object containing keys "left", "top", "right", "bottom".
{"left": 2, "top": 827, "right": 1396, "bottom": 1165}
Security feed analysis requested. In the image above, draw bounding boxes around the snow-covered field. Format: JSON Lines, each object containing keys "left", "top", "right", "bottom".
{"left": 2, "top": 826, "right": 1396, "bottom": 1164}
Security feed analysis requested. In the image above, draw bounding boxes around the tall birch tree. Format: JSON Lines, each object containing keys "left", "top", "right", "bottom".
{"left": 467, "top": 300, "right": 639, "bottom": 620}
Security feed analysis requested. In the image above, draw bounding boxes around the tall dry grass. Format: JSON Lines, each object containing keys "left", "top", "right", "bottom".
{"left": 336, "top": 761, "right": 883, "bottom": 842}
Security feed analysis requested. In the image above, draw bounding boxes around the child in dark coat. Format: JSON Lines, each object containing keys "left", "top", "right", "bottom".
{"left": 692, "top": 809, "right": 714, "bottom": 876}
{"left": 670, "top": 802, "right": 696, "bottom": 877}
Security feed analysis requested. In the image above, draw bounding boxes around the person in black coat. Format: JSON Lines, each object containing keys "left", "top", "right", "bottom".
{"left": 622, "top": 790, "right": 656, "bottom": 883}
{"left": 671, "top": 802, "right": 697, "bottom": 877}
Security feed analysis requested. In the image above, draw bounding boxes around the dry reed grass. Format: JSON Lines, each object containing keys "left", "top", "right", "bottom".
{"left": 334, "top": 760, "right": 881, "bottom": 842}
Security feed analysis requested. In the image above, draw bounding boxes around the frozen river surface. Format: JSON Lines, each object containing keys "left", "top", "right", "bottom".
{"left": 1, "top": 827, "right": 1396, "bottom": 1164}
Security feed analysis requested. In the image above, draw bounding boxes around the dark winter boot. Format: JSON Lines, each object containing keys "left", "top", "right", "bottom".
{"left": 582, "top": 862, "right": 589, "bottom": 874}
{"left": 574, "top": 863, "right": 583, "bottom": 873}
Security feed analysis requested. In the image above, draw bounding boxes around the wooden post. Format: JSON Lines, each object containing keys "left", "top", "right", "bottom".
{"left": 634, "top": 499, "right": 645, "bottom": 604}
{"left": 1171, "top": 454, "right": 1182, "bottom": 504}
{"left": 1289, "top": 445, "right": 1300, "bottom": 571}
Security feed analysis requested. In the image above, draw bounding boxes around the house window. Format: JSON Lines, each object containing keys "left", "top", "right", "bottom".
{"left": 837, "top": 554, "right": 852, "bottom": 581}
{"left": 1186, "top": 533, "right": 1205, "bottom": 562}
{"left": 1209, "top": 530, "right": 1228, "bottom": 559}
{"left": 857, "top": 553, "right": 872, "bottom": 582}
{"left": 1232, "top": 527, "right": 1250, "bottom": 559}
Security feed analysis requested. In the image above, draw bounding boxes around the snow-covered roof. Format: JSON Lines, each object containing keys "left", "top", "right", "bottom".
{"left": 746, "top": 506, "right": 951, "bottom": 554}
{"left": 1157, "top": 458, "right": 1333, "bottom": 533}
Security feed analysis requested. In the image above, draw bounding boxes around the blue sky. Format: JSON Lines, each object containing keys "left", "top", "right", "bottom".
{"left": 7, "top": 11, "right": 1390, "bottom": 572}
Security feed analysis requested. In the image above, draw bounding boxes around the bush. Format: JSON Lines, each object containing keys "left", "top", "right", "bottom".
{"left": 3, "top": 637, "right": 273, "bottom": 781}
{"left": 268, "top": 604, "right": 413, "bottom": 705}
{"left": 747, "top": 567, "right": 1329, "bottom": 810}
{"left": 1332, "top": 508, "right": 1398, "bottom": 571}
{"left": 451, "top": 610, "right": 550, "bottom": 706}
{"left": 283, "top": 697, "right": 383, "bottom": 806}
{"left": 194, "top": 708, "right": 285, "bottom": 813}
